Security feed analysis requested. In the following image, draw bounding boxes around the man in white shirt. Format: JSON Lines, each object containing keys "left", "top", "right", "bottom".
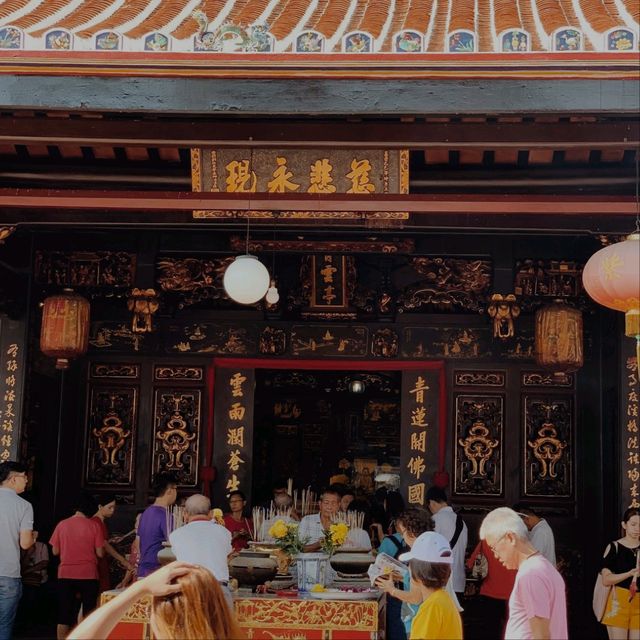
{"left": 0, "top": 461, "right": 36, "bottom": 640}
{"left": 299, "top": 489, "right": 341, "bottom": 551}
{"left": 169, "top": 494, "right": 233, "bottom": 606}
{"left": 426, "top": 486, "right": 468, "bottom": 596}
{"left": 513, "top": 503, "right": 556, "bottom": 565}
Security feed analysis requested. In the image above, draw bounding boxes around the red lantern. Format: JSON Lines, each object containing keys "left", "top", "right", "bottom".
{"left": 583, "top": 233, "right": 640, "bottom": 361}
{"left": 535, "top": 300, "right": 584, "bottom": 373}
{"left": 40, "top": 289, "right": 90, "bottom": 369}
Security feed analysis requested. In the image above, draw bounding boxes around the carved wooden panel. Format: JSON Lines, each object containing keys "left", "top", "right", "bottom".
{"left": 166, "top": 323, "right": 257, "bottom": 355}
{"left": 154, "top": 366, "right": 204, "bottom": 381}
{"left": 454, "top": 370, "right": 505, "bottom": 387}
{"left": 454, "top": 394, "right": 503, "bottom": 496}
{"left": 35, "top": 251, "right": 136, "bottom": 292}
{"left": 152, "top": 389, "right": 201, "bottom": 487}
{"left": 521, "top": 371, "right": 574, "bottom": 388}
{"left": 291, "top": 325, "right": 368, "bottom": 357}
{"left": 85, "top": 387, "right": 138, "bottom": 486}
{"left": 398, "top": 257, "right": 492, "bottom": 313}
{"left": 523, "top": 395, "right": 573, "bottom": 497}
{"left": 90, "top": 363, "right": 140, "bottom": 379}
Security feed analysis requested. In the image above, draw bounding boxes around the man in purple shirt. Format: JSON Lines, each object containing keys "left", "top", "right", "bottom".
{"left": 137, "top": 473, "right": 177, "bottom": 577}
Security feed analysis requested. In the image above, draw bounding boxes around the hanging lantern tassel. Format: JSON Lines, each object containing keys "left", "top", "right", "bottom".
{"left": 40, "top": 288, "right": 90, "bottom": 369}
{"left": 583, "top": 233, "right": 640, "bottom": 365}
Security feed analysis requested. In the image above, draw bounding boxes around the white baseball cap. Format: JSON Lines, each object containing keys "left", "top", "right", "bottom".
{"left": 399, "top": 532, "right": 453, "bottom": 564}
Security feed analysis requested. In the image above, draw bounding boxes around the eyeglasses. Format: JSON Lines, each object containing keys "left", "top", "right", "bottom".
{"left": 489, "top": 533, "right": 508, "bottom": 554}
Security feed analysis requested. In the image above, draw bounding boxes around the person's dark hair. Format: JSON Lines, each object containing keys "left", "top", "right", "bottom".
{"left": 347, "top": 498, "right": 372, "bottom": 530}
{"left": 320, "top": 488, "right": 341, "bottom": 501}
{"left": 74, "top": 491, "right": 98, "bottom": 517}
{"left": 0, "top": 461, "right": 27, "bottom": 484}
{"left": 385, "top": 490, "right": 405, "bottom": 521}
{"left": 329, "top": 483, "right": 349, "bottom": 497}
{"left": 513, "top": 503, "right": 537, "bottom": 517}
{"left": 409, "top": 558, "right": 451, "bottom": 589}
{"left": 425, "top": 486, "right": 448, "bottom": 504}
{"left": 152, "top": 472, "right": 177, "bottom": 498}
{"left": 396, "top": 508, "right": 433, "bottom": 537}
{"left": 96, "top": 494, "right": 119, "bottom": 508}
{"left": 228, "top": 490, "right": 247, "bottom": 502}
{"left": 374, "top": 486, "right": 388, "bottom": 502}
{"left": 622, "top": 507, "right": 640, "bottom": 523}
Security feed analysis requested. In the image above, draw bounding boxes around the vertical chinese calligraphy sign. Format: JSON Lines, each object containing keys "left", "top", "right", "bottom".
{"left": 212, "top": 365, "right": 255, "bottom": 508}
{"left": 622, "top": 339, "right": 639, "bottom": 510}
{"left": 0, "top": 316, "right": 26, "bottom": 463}
{"left": 400, "top": 369, "right": 442, "bottom": 507}
{"left": 190, "top": 148, "right": 409, "bottom": 220}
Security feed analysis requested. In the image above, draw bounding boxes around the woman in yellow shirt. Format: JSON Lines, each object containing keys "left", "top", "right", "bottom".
{"left": 399, "top": 531, "right": 463, "bottom": 640}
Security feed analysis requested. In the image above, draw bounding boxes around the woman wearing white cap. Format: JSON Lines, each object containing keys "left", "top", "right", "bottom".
{"left": 398, "top": 531, "right": 463, "bottom": 640}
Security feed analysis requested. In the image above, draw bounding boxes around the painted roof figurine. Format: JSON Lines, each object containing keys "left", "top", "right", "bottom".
{"left": 0, "top": 0, "right": 637, "bottom": 53}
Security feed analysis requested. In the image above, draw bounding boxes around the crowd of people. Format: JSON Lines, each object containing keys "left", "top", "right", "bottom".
{"left": 1, "top": 459, "right": 639, "bottom": 640}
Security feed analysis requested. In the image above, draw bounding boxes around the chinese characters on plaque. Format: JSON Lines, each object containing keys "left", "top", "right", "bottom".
{"left": 191, "top": 147, "right": 409, "bottom": 220}
{"left": 0, "top": 318, "right": 25, "bottom": 463}
{"left": 624, "top": 354, "right": 639, "bottom": 508}
{"left": 0, "top": 343, "right": 19, "bottom": 462}
{"left": 213, "top": 368, "right": 255, "bottom": 506}
{"left": 400, "top": 370, "right": 440, "bottom": 507}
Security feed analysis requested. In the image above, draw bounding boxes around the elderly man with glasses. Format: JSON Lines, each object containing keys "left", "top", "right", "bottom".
{"left": 480, "top": 507, "right": 567, "bottom": 640}
{"left": 0, "top": 461, "right": 36, "bottom": 640}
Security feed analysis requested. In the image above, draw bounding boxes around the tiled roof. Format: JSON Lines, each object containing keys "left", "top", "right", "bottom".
{"left": 0, "top": 0, "right": 637, "bottom": 52}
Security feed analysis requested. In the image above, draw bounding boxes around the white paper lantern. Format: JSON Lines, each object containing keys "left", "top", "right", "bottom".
{"left": 223, "top": 255, "right": 270, "bottom": 305}
{"left": 265, "top": 281, "right": 280, "bottom": 305}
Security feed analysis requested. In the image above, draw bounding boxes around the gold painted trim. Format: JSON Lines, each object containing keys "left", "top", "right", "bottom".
{"left": 399, "top": 149, "right": 409, "bottom": 195}
{"left": 190, "top": 149, "right": 201, "bottom": 192}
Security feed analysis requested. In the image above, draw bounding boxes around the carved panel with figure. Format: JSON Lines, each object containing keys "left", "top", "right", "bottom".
{"left": 152, "top": 389, "right": 201, "bottom": 486}
{"left": 85, "top": 387, "right": 138, "bottom": 486}
{"left": 454, "top": 395, "right": 503, "bottom": 496}
{"left": 524, "top": 395, "right": 573, "bottom": 497}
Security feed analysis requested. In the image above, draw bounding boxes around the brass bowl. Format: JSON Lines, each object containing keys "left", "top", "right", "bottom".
{"left": 229, "top": 554, "right": 278, "bottom": 587}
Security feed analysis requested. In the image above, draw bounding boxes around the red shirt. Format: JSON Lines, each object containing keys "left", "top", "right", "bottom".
{"left": 50, "top": 515, "right": 104, "bottom": 580}
{"left": 467, "top": 539, "right": 517, "bottom": 600}
{"left": 91, "top": 516, "right": 111, "bottom": 591}
{"left": 223, "top": 514, "right": 253, "bottom": 552}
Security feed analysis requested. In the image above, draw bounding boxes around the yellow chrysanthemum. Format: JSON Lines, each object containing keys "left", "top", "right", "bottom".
{"left": 310, "top": 583, "right": 326, "bottom": 592}
{"left": 268, "top": 519, "right": 289, "bottom": 539}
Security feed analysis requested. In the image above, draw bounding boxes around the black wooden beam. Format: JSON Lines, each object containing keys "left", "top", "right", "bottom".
{"left": 0, "top": 114, "right": 637, "bottom": 149}
{"left": 0, "top": 76, "right": 638, "bottom": 116}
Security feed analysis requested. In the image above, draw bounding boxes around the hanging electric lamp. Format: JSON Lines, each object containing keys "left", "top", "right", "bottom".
{"left": 40, "top": 288, "right": 90, "bottom": 369}
{"left": 583, "top": 153, "right": 640, "bottom": 363}
{"left": 223, "top": 215, "right": 270, "bottom": 305}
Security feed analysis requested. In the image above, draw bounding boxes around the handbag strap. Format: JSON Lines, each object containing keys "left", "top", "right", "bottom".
{"left": 450, "top": 515, "right": 464, "bottom": 549}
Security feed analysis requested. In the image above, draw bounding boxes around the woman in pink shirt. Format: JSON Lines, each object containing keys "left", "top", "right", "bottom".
{"left": 49, "top": 493, "right": 104, "bottom": 640}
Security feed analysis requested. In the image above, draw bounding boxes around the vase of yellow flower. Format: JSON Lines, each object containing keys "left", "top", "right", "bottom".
{"left": 295, "top": 522, "right": 350, "bottom": 591}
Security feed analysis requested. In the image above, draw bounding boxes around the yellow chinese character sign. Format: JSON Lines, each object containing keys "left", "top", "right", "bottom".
{"left": 213, "top": 365, "right": 255, "bottom": 506}
{"left": 400, "top": 368, "right": 442, "bottom": 507}
{"left": 0, "top": 326, "right": 24, "bottom": 464}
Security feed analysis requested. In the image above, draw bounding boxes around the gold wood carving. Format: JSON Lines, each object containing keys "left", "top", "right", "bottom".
{"left": 524, "top": 397, "right": 572, "bottom": 497}
{"left": 0, "top": 226, "right": 16, "bottom": 243}
{"left": 157, "top": 257, "right": 233, "bottom": 308}
{"left": 371, "top": 328, "right": 399, "bottom": 358}
{"left": 522, "top": 371, "right": 574, "bottom": 387}
{"left": 528, "top": 424, "right": 567, "bottom": 479}
{"left": 487, "top": 293, "right": 520, "bottom": 339}
{"left": 454, "top": 371, "right": 505, "bottom": 387}
{"left": 154, "top": 366, "right": 204, "bottom": 381}
{"left": 230, "top": 236, "right": 414, "bottom": 254}
{"left": 127, "top": 288, "right": 159, "bottom": 333}
{"left": 234, "top": 598, "right": 378, "bottom": 630}
{"left": 399, "top": 258, "right": 491, "bottom": 313}
{"left": 153, "top": 390, "right": 201, "bottom": 486}
{"left": 259, "top": 327, "right": 286, "bottom": 355}
{"left": 193, "top": 209, "right": 409, "bottom": 221}
{"left": 93, "top": 412, "right": 131, "bottom": 467}
{"left": 458, "top": 422, "right": 499, "bottom": 477}
{"left": 90, "top": 363, "right": 140, "bottom": 379}
{"left": 454, "top": 395, "right": 503, "bottom": 495}
{"left": 86, "top": 388, "right": 137, "bottom": 485}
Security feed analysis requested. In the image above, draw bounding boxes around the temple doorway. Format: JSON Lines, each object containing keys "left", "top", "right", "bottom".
{"left": 251, "top": 369, "right": 401, "bottom": 505}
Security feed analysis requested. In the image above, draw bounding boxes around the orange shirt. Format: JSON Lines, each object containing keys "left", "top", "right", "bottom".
{"left": 467, "top": 539, "right": 517, "bottom": 600}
